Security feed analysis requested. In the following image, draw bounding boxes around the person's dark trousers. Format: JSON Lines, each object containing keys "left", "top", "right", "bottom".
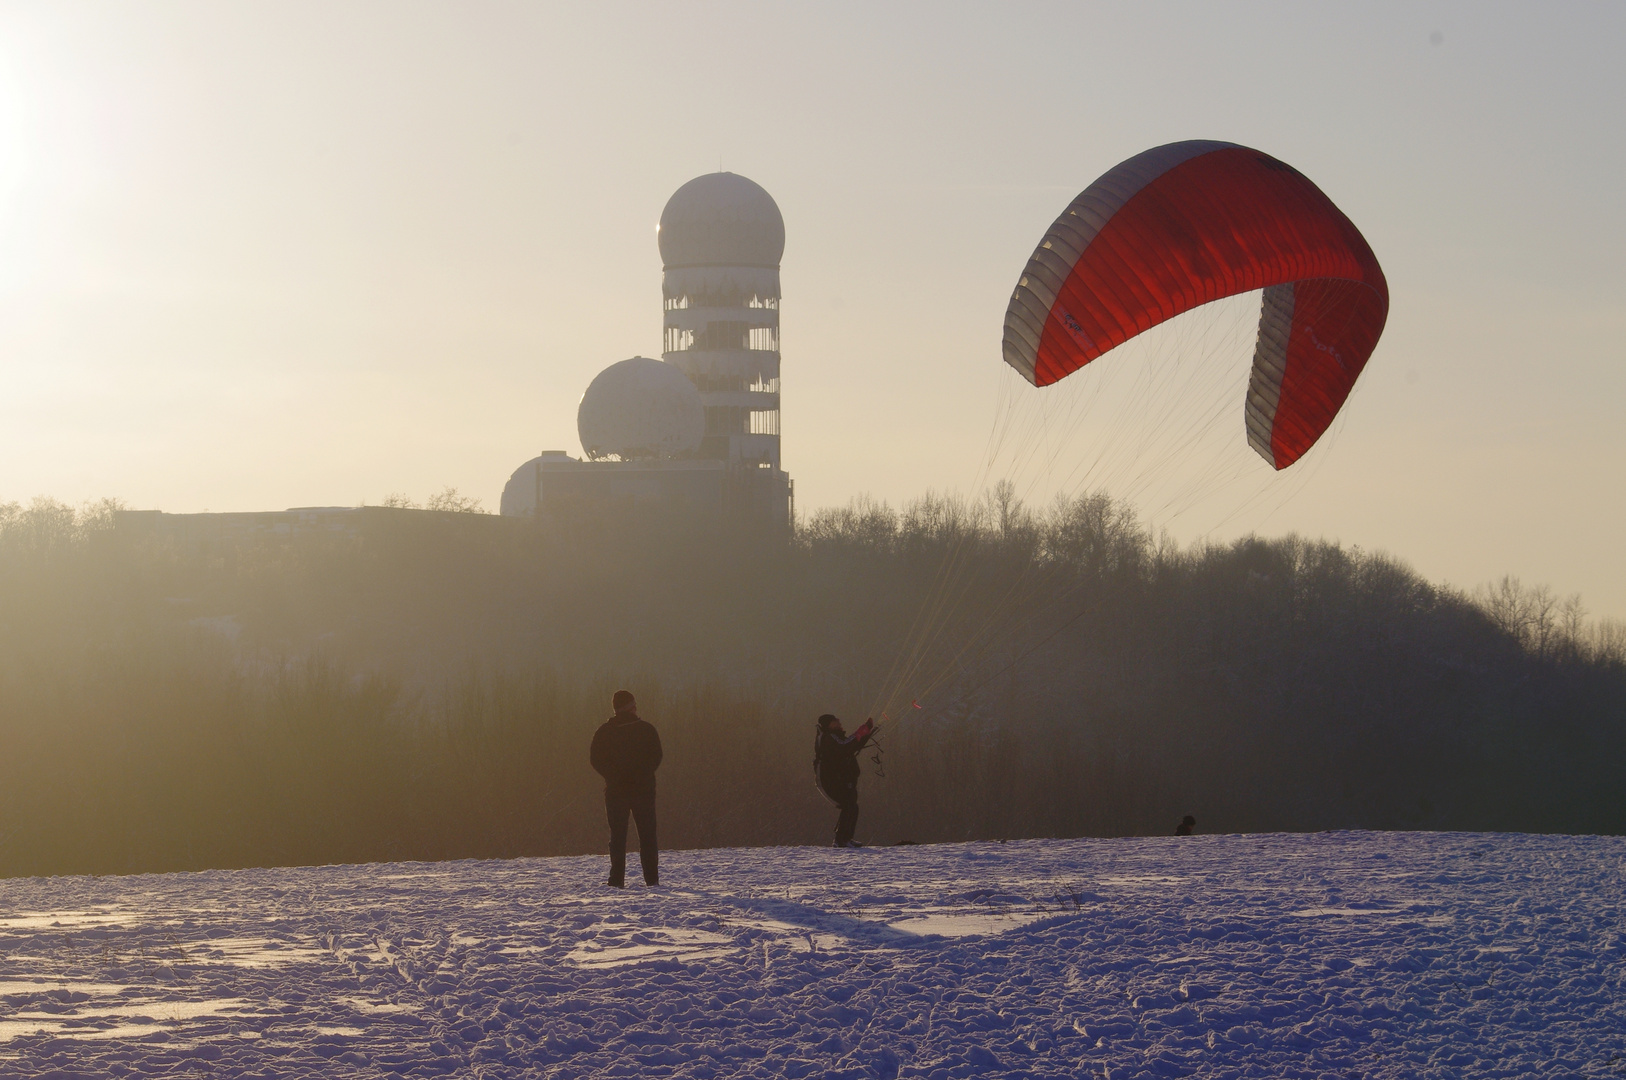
{"left": 832, "top": 781, "right": 859, "bottom": 847}
{"left": 605, "top": 785, "right": 658, "bottom": 886}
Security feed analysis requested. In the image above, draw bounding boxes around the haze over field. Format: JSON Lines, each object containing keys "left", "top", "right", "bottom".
{"left": 0, "top": 2, "right": 1622, "bottom": 616}
{"left": 2, "top": 10, "right": 1624, "bottom": 1073}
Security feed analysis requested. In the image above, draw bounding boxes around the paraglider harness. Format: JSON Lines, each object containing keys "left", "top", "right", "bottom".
{"left": 812, "top": 716, "right": 882, "bottom": 805}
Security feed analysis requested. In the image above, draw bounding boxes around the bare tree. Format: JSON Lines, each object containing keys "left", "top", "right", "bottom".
{"left": 79, "top": 497, "right": 128, "bottom": 535}
{"left": 1591, "top": 618, "right": 1626, "bottom": 666}
{"left": 1559, "top": 593, "right": 1587, "bottom": 657}
{"left": 426, "top": 487, "right": 487, "bottom": 514}
{"left": 1477, "top": 575, "right": 1557, "bottom": 654}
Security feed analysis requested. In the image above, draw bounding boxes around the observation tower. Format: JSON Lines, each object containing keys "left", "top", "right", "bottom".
{"left": 658, "top": 173, "right": 785, "bottom": 470}
{"left": 498, "top": 172, "right": 792, "bottom": 527}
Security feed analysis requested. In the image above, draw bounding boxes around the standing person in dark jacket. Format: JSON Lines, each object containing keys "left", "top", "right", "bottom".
{"left": 814, "top": 714, "right": 876, "bottom": 848}
{"left": 589, "top": 690, "right": 663, "bottom": 887}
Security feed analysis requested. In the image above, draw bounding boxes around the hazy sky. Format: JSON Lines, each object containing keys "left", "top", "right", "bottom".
{"left": 2, "top": 2, "right": 1622, "bottom": 616}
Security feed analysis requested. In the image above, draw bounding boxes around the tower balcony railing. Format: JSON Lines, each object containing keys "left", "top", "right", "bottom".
{"left": 662, "top": 305, "right": 780, "bottom": 332}
{"left": 662, "top": 349, "right": 781, "bottom": 383}
{"left": 702, "top": 406, "right": 782, "bottom": 439}
{"left": 663, "top": 325, "right": 779, "bottom": 353}
{"left": 670, "top": 372, "right": 780, "bottom": 394}
{"left": 695, "top": 389, "right": 780, "bottom": 410}
{"left": 662, "top": 293, "right": 778, "bottom": 311}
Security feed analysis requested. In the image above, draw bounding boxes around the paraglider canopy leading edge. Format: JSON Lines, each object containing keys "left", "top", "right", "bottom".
{"left": 1002, "top": 140, "right": 1389, "bottom": 470}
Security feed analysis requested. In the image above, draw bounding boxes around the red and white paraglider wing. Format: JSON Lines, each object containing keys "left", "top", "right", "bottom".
{"left": 1002, "top": 141, "right": 1388, "bottom": 469}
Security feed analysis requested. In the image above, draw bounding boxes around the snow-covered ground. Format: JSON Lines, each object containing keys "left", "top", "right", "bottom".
{"left": 0, "top": 831, "right": 1621, "bottom": 1078}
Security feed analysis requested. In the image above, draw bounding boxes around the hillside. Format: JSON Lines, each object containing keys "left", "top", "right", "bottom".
{"left": 0, "top": 493, "right": 1623, "bottom": 877}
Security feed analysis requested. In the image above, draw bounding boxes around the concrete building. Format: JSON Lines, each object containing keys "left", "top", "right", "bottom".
{"left": 501, "top": 173, "right": 793, "bottom": 528}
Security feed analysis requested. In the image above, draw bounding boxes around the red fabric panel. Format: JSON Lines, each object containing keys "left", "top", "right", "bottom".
{"left": 1034, "top": 146, "right": 1388, "bottom": 468}
{"left": 1270, "top": 278, "right": 1387, "bottom": 467}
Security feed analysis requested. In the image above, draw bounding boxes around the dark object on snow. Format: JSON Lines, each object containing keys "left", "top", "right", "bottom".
{"left": 814, "top": 714, "right": 875, "bottom": 848}
{"left": 893, "top": 840, "right": 920, "bottom": 846}
{"left": 1175, "top": 815, "right": 1196, "bottom": 836}
{"left": 590, "top": 691, "right": 663, "bottom": 886}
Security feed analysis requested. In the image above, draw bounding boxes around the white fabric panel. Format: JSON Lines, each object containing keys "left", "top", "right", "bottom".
{"left": 1245, "top": 283, "right": 1295, "bottom": 466}
{"left": 1001, "top": 141, "right": 1238, "bottom": 384}
{"left": 664, "top": 350, "right": 780, "bottom": 381}
{"left": 662, "top": 265, "right": 781, "bottom": 303}
{"left": 663, "top": 306, "right": 779, "bottom": 332}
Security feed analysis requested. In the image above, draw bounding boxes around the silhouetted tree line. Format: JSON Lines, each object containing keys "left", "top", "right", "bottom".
{"left": 0, "top": 490, "right": 1621, "bottom": 877}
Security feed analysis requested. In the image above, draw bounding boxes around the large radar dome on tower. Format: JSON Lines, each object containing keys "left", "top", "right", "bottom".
{"left": 659, "top": 172, "right": 785, "bottom": 270}
{"left": 577, "top": 357, "right": 705, "bottom": 461}
{"left": 659, "top": 171, "right": 785, "bottom": 473}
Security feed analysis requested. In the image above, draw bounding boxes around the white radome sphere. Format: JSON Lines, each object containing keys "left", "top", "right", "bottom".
{"left": 577, "top": 357, "right": 705, "bottom": 460}
{"left": 659, "top": 172, "right": 785, "bottom": 270}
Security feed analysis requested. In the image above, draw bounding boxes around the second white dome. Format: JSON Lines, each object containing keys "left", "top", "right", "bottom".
{"left": 577, "top": 357, "right": 705, "bottom": 460}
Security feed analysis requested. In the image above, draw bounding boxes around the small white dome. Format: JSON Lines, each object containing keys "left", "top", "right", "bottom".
{"left": 659, "top": 172, "right": 784, "bottom": 270}
{"left": 577, "top": 357, "right": 705, "bottom": 460}
{"left": 499, "top": 451, "right": 572, "bottom": 517}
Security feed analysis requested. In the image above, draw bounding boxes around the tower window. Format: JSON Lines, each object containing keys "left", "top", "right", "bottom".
{"left": 705, "top": 405, "right": 747, "bottom": 436}
{"left": 695, "top": 321, "right": 750, "bottom": 350}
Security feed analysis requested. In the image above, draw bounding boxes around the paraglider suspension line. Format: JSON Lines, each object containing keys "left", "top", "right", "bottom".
{"left": 920, "top": 594, "right": 1096, "bottom": 721}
